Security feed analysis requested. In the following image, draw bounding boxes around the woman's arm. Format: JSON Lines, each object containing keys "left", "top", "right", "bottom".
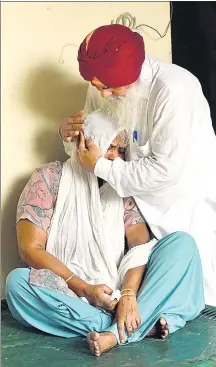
{"left": 126, "top": 223, "right": 150, "bottom": 249}
{"left": 121, "top": 265, "right": 145, "bottom": 294}
{"left": 17, "top": 219, "right": 117, "bottom": 310}
{"left": 17, "top": 163, "right": 90, "bottom": 297}
{"left": 124, "top": 197, "right": 151, "bottom": 249}
{"left": 17, "top": 219, "right": 88, "bottom": 296}
{"left": 114, "top": 265, "right": 145, "bottom": 343}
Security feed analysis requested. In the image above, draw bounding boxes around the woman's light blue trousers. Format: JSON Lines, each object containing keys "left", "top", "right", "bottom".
{"left": 6, "top": 232, "right": 205, "bottom": 344}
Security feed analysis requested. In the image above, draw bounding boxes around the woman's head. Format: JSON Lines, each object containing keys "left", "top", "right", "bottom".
{"left": 104, "top": 132, "right": 127, "bottom": 161}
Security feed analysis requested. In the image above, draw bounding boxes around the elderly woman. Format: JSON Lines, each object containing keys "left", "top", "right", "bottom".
{"left": 6, "top": 111, "right": 204, "bottom": 357}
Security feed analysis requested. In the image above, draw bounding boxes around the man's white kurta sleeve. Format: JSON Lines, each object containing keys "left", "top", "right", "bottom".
{"left": 94, "top": 87, "right": 197, "bottom": 198}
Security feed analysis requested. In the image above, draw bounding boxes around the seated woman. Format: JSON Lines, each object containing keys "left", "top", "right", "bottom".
{"left": 6, "top": 110, "right": 204, "bottom": 357}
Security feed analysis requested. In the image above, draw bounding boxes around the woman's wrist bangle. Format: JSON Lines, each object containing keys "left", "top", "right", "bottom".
{"left": 121, "top": 288, "right": 137, "bottom": 296}
{"left": 120, "top": 293, "right": 136, "bottom": 298}
{"left": 120, "top": 290, "right": 137, "bottom": 298}
{"left": 65, "top": 274, "right": 76, "bottom": 283}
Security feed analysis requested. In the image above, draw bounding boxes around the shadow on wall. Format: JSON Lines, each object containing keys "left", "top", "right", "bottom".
{"left": 1, "top": 64, "right": 87, "bottom": 297}
{"left": 23, "top": 64, "right": 88, "bottom": 163}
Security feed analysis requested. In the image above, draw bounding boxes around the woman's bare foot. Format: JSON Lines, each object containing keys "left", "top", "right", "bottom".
{"left": 87, "top": 318, "right": 168, "bottom": 356}
{"left": 147, "top": 317, "right": 169, "bottom": 339}
{"left": 87, "top": 331, "right": 117, "bottom": 357}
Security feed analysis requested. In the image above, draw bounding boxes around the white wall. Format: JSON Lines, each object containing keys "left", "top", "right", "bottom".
{"left": 1, "top": 1, "right": 171, "bottom": 298}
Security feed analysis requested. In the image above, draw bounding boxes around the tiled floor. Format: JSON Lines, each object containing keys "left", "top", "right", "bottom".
{"left": 2, "top": 307, "right": 216, "bottom": 367}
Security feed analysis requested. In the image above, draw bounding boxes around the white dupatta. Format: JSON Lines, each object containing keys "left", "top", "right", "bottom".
{"left": 46, "top": 111, "right": 125, "bottom": 291}
{"left": 46, "top": 110, "right": 157, "bottom": 298}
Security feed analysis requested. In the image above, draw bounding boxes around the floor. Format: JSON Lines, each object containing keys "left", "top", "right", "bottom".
{"left": 1, "top": 306, "right": 216, "bottom": 367}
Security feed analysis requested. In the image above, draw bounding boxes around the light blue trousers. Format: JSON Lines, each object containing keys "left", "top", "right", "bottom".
{"left": 6, "top": 232, "right": 205, "bottom": 344}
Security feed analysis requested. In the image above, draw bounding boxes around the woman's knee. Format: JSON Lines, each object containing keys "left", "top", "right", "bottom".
{"left": 6, "top": 268, "right": 29, "bottom": 299}
{"left": 156, "top": 231, "right": 198, "bottom": 261}
{"left": 167, "top": 231, "right": 197, "bottom": 257}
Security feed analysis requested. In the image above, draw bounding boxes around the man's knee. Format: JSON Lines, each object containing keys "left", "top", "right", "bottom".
{"left": 6, "top": 268, "right": 28, "bottom": 300}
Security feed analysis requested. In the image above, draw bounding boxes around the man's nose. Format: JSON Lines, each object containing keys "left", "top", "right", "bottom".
{"left": 101, "top": 89, "right": 112, "bottom": 98}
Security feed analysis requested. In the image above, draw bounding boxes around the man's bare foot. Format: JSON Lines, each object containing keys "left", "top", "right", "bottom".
{"left": 147, "top": 317, "right": 169, "bottom": 339}
{"left": 87, "top": 331, "right": 117, "bottom": 357}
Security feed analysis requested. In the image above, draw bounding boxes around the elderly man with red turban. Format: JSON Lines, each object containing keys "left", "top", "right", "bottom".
{"left": 59, "top": 24, "right": 216, "bottom": 354}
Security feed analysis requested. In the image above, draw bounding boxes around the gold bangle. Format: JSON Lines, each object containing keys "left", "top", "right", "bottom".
{"left": 121, "top": 288, "right": 136, "bottom": 295}
{"left": 65, "top": 274, "right": 76, "bottom": 283}
{"left": 121, "top": 288, "right": 136, "bottom": 293}
{"left": 121, "top": 291, "right": 136, "bottom": 296}
{"left": 120, "top": 293, "right": 136, "bottom": 298}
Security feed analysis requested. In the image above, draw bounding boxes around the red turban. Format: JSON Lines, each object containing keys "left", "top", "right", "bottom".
{"left": 77, "top": 24, "right": 145, "bottom": 87}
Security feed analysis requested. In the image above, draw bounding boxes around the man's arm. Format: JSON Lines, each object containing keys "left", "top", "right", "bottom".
{"left": 94, "top": 88, "right": 198, "bottom": 198}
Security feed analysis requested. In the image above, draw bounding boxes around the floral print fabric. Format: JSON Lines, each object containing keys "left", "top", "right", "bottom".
{"left": 17, "top": 162, "right": 146, "bottom": 295}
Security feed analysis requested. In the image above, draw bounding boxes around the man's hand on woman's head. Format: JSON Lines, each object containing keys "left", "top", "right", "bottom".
{"left": 60, "top": 110, "right": 85, "bottom": 142}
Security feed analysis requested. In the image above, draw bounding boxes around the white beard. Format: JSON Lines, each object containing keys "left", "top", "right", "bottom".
{"left": 99, "top": 81, "right": 144, "bottom": 144}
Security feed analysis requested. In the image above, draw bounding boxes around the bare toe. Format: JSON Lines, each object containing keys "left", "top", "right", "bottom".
{"left": 160, "top": 318, "right": 169, "bottom": 339}
{"left": 87, "top": 332, "right": 100, "bottom": 356}
{"left": 87, "top": 331, "right": 117, "bottom": 356}
{"left": 160, "top": 317, "right": 167, "bottom": 326}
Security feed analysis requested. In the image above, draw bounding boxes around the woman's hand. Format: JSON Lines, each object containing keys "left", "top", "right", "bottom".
{"left": 113, "top": 295, "right": 141, "bottom": 343}
{"left": 84, "top": 284, "right": 118, "bottom": 311}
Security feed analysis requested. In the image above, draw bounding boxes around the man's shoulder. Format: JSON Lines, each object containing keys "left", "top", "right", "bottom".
{"left": 150, "top": 56, "right": 199, "bottom": 88}
{"left": 147, "top": 56, "right": 201, "bottom": 100}
{"left": 149, "top": 55, "right": 191, "bottom": 75}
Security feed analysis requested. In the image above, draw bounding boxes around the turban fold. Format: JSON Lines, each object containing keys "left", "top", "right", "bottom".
{"left": 78, "top": 24, "right": 145, "bottom": 87}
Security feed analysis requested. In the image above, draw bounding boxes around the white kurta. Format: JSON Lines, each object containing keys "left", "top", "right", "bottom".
{"left": 65, "top": 56, "right": 216, "bottom": 306}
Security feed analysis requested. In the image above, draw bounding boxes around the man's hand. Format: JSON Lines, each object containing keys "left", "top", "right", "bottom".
{"left": 113, "top": 295, "right": 141, "bottom": 343}
{"left": 60, "top": 110, "right": 85, "bottom": 142}
{"left": 77, "top": 132, "right": 102, "bottom": 172}
{"left": 84, "top": 284, "right": 118, "bottom": 311}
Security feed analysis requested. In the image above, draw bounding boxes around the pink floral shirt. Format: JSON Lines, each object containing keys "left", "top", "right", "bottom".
{"left": 17, "top": 161, "right": 146, "bottom": 233}
{"left": 17, "top": 161, "right": 63, "bottom": 235}
{"left": 16, "top": 161, "right": 148, "bottom": 297}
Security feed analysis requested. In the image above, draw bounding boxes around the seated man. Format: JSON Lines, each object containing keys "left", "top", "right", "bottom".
{"left": 6, "top": 110, "right": 204, "bottom": 357}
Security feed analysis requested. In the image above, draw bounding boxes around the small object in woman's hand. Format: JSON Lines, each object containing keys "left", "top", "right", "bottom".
{"left": 104, "top": 289, "right": 121, "bottom": 301}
